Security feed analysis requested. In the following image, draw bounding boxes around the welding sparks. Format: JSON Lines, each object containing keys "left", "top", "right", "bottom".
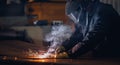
{"left": 38, "top": 53, "right": 56, "bottom": 59}
{"left": 25, "top": 48, "right": 56, "bottom": 59}
{"left": 25, "top": 24, "right": 72, "bottom": 59}
{"left": 41, "top": 24, "right": 72, "bottom": 58}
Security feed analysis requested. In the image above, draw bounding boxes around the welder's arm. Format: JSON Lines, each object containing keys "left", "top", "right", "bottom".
{"left": 67, "top": 5, "right": 120, "bottom": 58}
{"left": 62, "top": 26, "right": 83, "bottom": 51}
{"left": 55, "top": 28, "right": 83, "bottom": 54}
{"left": 67, "top": 18, "right": 108, "bottom": 58}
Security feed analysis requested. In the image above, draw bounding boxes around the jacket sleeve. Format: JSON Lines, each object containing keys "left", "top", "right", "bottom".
{"left": 68, "top": 17, "right": 107, "bottom": 57}
{"left": 67, "top": 5, "right": 120, "bottom": 57}
{"left": 62, "top": 25, "right": 83, "bottom": 51}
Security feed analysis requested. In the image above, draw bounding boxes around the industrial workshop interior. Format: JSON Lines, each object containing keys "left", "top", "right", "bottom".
{"left": 0, "top": 0, "right": 120, "bottom": 65}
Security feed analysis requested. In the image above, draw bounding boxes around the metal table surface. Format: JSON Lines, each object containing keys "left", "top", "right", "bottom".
{"left": 0, "top": 41, "right": 120, "bottom": 65}
{"left": 0, "top": 56, "right": 120, "bottom": 65}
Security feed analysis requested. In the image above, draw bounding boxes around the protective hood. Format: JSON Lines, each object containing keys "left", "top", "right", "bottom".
{"left": 65, "top": 0, "right": 100, "bottom": 23}
{"left": 65, "top": 0, "right": 99, "bottom": 15}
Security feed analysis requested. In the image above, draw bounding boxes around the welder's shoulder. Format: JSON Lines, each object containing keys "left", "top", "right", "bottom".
{"left": 99, "top": 3, "right": 117, "bottom": 14}
{"left": 97, "top": 2, "right": 120, "bottom": 21}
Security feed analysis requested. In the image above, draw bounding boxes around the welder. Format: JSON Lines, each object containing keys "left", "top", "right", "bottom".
{"left": 55, "top": 0, "right": 120, "bottom": 58}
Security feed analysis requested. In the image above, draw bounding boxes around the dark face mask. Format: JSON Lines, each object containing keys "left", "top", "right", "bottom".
{"left": 79, "top": 0, "right": 93, "bottom": 7}
{"left": 65, "top": 0, "right": 99, "bottom": 23}
{"left": 65, "top": 0, "right": 80, "bottom": 15}
{"left": 65, "top": 0, "right": 98, "bottom": 14}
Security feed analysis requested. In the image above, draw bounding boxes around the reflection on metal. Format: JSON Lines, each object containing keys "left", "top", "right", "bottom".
{"left": 2, "top": 56, "right": 7, "bottom": 60}
{"left": 1, "top": 56, "right": 18, "bottom": 61}
{"left": 0, "top": 56, "right": 120, "bottom": 65}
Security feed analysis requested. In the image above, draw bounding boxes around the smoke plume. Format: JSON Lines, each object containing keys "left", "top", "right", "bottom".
{"left": 42, "top": 24, "right": 73, "bottom": 58}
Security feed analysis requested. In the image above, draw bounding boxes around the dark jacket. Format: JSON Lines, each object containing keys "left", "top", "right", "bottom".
{"left": 62, "top": 1, "right": 120, "bottom": 57}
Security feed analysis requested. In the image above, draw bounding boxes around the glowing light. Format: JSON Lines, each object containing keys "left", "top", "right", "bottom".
{"left": 2, "top": 56, "right": 7, "bottom": 60}
{"left": 14, "top": 57, "right": 18, "bottom": 60}
{"left": 38, "top": 53, "right": 56, "bottom": 59}
{"left": 25, "top": 24, "right": 72, "bottom": 59}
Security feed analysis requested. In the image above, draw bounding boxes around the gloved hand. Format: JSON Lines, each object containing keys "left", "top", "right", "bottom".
{"left": 71, "top": 43, "right": 82, "bottom": 53}
{"left": 56, "top": 52, "right": 69, "bottom": 59}
{"left": 55, "top": 46, "right": 66, "bottom": 54}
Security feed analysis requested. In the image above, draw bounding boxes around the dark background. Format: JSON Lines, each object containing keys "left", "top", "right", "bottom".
{"left": 0, "top": 0, "right": 27, "bottom": 17}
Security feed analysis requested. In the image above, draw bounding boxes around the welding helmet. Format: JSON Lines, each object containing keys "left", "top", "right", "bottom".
{"left": 65, "top": 0, "right": 97, "bottom": 15}
{"left": 65, "top": 0, "right": 99, "bottom": 23}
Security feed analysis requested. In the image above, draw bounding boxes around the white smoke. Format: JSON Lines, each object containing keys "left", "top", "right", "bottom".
{"left": 41, "top": 24, "right": 73, "bottom": 58}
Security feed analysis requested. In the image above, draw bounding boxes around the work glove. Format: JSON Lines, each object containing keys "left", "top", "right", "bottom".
{"left": 71, "top": 43, "right": 82, "bottom": 53}
{"left": 55, "top": 46, "right": 66, "bottom": 54}
{"left": 55, "top": 52, "right": 69, "bottom": 59}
